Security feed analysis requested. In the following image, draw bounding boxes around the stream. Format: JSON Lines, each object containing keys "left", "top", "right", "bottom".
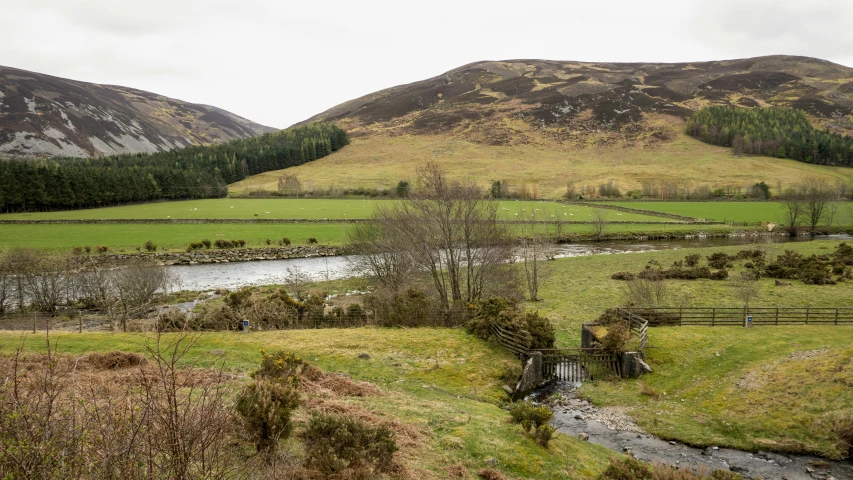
{"left": 534, "top": 383, "right": 852, "bottom": 480}
{"left": 166, "top": 234, "right": 853, "bottom": 291}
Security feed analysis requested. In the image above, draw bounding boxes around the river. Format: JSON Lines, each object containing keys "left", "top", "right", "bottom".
{"left": 167, "top": 234, "right": 853, "bottom": 291}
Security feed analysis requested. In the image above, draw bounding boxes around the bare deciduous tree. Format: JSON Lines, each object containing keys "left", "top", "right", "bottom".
{"left": 23, "top": 254, "right": 72, "bottom": 315}
{"left": 591, "top": 207, "right": 608, "bottom": 239}
{"left": 284, "top": 265, "right": 311, "bottom": 299}
{"left": 519, "top": 211, "right": 555, "bottom": 302}
{"left": 79, "top": 259, "right": 174, "bottom": 331}
{"left": 621, "top": 272, "right": 670, "bottom": 308}
{"left": 731, "top": 270, "right": 762, "bottom": 313}
{"left": 277, "top": 174, "right": 302, "bottom": 197}
{"left": 0, "top": 252, "right": 12, "bottom": 314}
{"left": 347, "top": 220, "right": 414, "bottom": 293}
{"left": 352, "top": 162, "right": 517, "bottom": 309}
{"left": 802, "top": 177, "right": 834, "bottom": 236}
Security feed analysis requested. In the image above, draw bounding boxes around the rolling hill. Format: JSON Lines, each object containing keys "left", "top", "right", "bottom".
{"left": 234, "top": 55, "right": 853, "bottom": 197}
{"left": 0, "top": 66, "right": 276, "bottom": 159}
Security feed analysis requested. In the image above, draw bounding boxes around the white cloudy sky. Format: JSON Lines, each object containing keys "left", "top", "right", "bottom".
{"left": 2, "top": 0, "right": 852, "bottom": 128}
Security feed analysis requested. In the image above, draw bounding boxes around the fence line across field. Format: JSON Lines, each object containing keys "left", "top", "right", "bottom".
{"left": 619, "top": 307, "right": 853, "bottom": 326}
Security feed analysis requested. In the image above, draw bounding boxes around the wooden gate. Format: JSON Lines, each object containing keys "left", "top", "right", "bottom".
{"left": 537, "top": 349, "right": 622, "bottom": 382}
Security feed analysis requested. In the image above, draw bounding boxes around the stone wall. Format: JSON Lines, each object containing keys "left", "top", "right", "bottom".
{"left": 71, "top": 245, "right": 343, "bottom": 266}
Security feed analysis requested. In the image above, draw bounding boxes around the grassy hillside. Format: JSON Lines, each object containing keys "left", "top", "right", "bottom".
{"left": 230, "top": 132, "right": 853, "bottom": 199}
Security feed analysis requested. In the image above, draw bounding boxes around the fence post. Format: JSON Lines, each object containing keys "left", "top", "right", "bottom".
{"left": 836, "top": 308, "right": 839, "bottom": 325}
{"left": 711, "top": 308, "right": 715, "bottom": 327}
{"left": 775, "top": 307, "right": 779, "bottom": 326}
{"left": 806, "top": 307, "right": 810, "bottom": 325}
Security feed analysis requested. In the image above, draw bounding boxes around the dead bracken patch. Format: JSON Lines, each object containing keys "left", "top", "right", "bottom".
{"left": 85, "top": 351, "right": 147, "bottom": 370}
{"left": 477, "top": 467, "right": 509, "bottom": 480}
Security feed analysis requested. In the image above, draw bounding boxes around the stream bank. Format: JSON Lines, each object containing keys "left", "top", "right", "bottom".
{"left": 535, "top": 383, "right": 852, "bottom": 480}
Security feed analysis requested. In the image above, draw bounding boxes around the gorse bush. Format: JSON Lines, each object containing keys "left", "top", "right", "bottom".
{"left": 236, "top": 380, "right": 300, "bottom": 453}
{"left": 301, "top": 412, "right": 397, "bottom": 475}
{"left": 143, "top": 240, "right": 157, "bottom": 252}
{"left": 253, "top": 350, "right": 304, "bottom": 385}
{"left": 508, "top": 401, "right": 555, "bottom": 447}
{"left": 467, "top": 297, "right": 556, "bottom": 350}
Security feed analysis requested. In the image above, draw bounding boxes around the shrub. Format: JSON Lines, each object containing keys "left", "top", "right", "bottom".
{"left": 611, "top": 271, "right": 635, "bottom": 280}
{"left": 236, "top": 380, "right": 300, "bottom": 452}
{"left": 307, "top": 237, "right": 318, "bottom": 244}
{"left": 522, "top": 311, "right": 556, "bottom": 350}
{"left": 85, "top": 351, "right": 147, "bottom": 370}
{"left": 83, "top": 245, "right": 92, "bottom": 254}
{"left": 281, "top": 237, "right": 291, "bottom": 246}
{"left": 301, "top": 412, "right": 397, "bottom": 475}
{"left": 214, "top": 239, "right": 233, "bottom": 249}
{"left": 188, "top": 241, "right": 205, "bottom": 250}
{"left": 96, "top": 245, "right": 109, "bottom": 253}
{"left": 499, "top": 360, "right": 523, "bottom": 385}
{"left": 508, "top": 401, "right": 554, "bottom": 447}
{"left": 364, "top": 287, "right": 435, "bottom": 327}
{"left": 478, "top": 467, "right": 508, "bottom": 480}
{"left": 599, "top": 321, "right": 631, "bottom": 352}
{"left": 265, "top": 239, "right": 271, "bottom": 245}
{"left": 344, "top": 303, "right": 366, "bottom": 322}
{"left": 235, "top": 239, "right": 246, "bottom": 247}
{"left": 144, "top": 240, "right": 157, "bottom": 252}
{"left": 467, "top": 297, "right": 555, "bottom": 350}
{"left": 253, "top": 350, "right": 304, "bottom": 384}
{"left": 707, "top": 252, "right": 733, "bottom": 269}
{"left": 201, "top": 239, "right": 211, "bottom": 249}
{"left": 684, "top": 253, "right": 701, "bottom": 267}
{"left": 71, "top": 246, "right": 83, "bottom": 255}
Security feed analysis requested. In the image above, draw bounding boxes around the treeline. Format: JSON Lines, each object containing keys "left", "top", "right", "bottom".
{"left": 686, "top": 106, "right": 853, "bottom": 167}
{"left": 0, "top": 123, "right": 349, "bottom": 212}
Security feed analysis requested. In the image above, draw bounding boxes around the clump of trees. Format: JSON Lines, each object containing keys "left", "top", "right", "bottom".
{"left": 0, "top": 248, "right": 174, "bottom": 330}
{"left": 686, "top": 106, "right": 853, "bottom": 167}
{"left": 0, "top": 123, "right": 348, "bottom": 212}
{"left": 781, "top": 177, "right": 840, "bottom": 235}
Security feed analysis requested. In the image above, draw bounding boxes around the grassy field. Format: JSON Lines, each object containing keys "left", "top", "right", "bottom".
{"left": 530, "top": 238, "right": 853, "bottom": 345}
{"left": 229, "top": 133, "right": 853, "bottom": 199}
{"left": 0, "top": 198, "right": 669, "bottom": 222}
{"left": 0, "top": 329, "right": 613, "bottom": 479}
{"left": 605, "top": 201, "right": 853, "bottom": 225}
{"left": 0, "top": 222, "right": 742, "bottom": 252}
{"left": 582, "top": 327, "right": 853, "bottom": 459}
{"left": 0, "top": 223, "right": 352, "bottom": 251}
{"left": 524, "top": 239, "right": 853, "bottom": 458}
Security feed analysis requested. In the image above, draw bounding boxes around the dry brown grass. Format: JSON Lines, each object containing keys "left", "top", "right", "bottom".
{"left": 230, "top": 129, "right": 853, "bottom": 199}
{"left": 477, "top": 467, "right": 509, "bottom": 480}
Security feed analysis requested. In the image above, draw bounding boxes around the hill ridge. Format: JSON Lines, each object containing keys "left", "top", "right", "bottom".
{"left": 0, "top": 65, "right": 276, "bottom": 159}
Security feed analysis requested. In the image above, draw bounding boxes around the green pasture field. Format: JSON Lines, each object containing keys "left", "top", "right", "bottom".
{"left": 604, "top": 201, "right": 853, "bottom": 225}
{"left": 0, "top": 198, "right": 673, "bottom": 222}
{"left": 0, "top": 222, "right": 738, "bottom": 252}
{"left": 584, "top": 327, "right": 853, "bottom": 459}
{"left": 527, "top": 239, "right": 853, "bottom": 458}
{"left": 534, "top": 238, "right": 853, "bottom": 344}
{"left": 0, "top": 329, "right": 613, "bottom": 479}
{"left": 0, "top": 223, "right": 351, "bottom": 251}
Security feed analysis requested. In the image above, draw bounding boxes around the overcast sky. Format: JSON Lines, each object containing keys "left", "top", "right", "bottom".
{"left": 3, "top": 0, "right": 852, "bottom": 129}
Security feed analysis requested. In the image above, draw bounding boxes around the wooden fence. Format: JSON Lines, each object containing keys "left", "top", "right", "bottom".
{"left": 538, "top": 348, "right": 622, "bottom": 382}
{"left": 616, "top": 309, "right": 649, "bottom": 351}
{"left": 489, "top": 324, "right": 533, "bottom": 357}
{"left": 618, "top": 307, "right": 853, "bottom": 327}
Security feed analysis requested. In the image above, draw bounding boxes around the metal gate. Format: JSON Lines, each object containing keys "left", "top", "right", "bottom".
{"left": 538, "top": 349, "right": 622, "bottom": 382}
